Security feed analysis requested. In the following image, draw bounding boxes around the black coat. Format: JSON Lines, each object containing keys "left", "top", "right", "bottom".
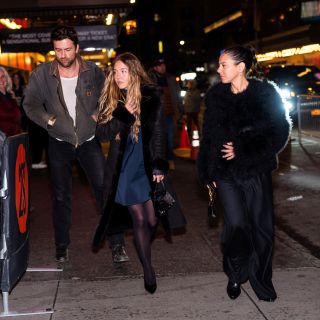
{"left": 93, "top": 85, "right": 185, "bottom": 247}
{"left": 198, "top": 78, "right": 291, "bottom": 183}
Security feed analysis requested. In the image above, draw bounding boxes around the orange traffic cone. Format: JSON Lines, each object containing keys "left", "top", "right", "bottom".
{"left": 174, "top": 120, "right": 191, "bottom": 158}
{"left": 179, "top": 120, "right": 190, "bottom": 148}
{"left": 190, "top": 125, "right": 200, "bottom": 161}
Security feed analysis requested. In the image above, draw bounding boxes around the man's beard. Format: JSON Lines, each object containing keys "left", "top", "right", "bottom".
{"left": 57, "top": 56, "right": 76, "bottom": 68}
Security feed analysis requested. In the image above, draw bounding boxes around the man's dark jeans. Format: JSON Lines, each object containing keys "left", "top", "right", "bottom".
{"left": 48, "top": 137, "right": 120, "bottom": 248}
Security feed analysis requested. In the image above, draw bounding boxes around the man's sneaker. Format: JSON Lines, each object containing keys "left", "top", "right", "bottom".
{"left": 55, "top": 246, "right": 69, "bottom": 263}
{"left": 112, "top": 245, "right": 129, "bottom": 263}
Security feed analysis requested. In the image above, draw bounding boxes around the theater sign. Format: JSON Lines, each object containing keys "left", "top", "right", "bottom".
{"left": 0, "top": 25, "right": 117, "bottom": 52}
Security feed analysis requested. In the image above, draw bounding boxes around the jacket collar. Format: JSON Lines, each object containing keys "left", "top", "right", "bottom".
{"left": 49, "top": 55, "right": 90, "bottom": 77}
{"left": 213, "top": 78, "right": 263, "bottom": 97}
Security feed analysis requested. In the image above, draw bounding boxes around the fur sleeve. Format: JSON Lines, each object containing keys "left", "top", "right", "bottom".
{"left": 233, "top": 80, "right": 291, "bottom": 163}
{"left": 96, "top": 103, "right": 134, "bottom": 142}
{"left": 149, "top": 89, "right": 169, "bottom": 173}
{"left": 112, "top": 103, "right": 135, "bottom": 125}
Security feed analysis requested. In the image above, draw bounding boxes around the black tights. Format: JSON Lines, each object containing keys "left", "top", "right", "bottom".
{"left": 128, "top": 200, "right": 157, "bottom": 284}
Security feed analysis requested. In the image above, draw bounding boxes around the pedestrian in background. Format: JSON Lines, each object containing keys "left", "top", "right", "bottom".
{"left": 183, "top": 79, "right": 201, "bottom": 140}
{"left": 93, "top": 52, "right": 168, "bottom": 294}
{"left": 0, "top": 66, "right": 21, "bottom": 137}
{"left": 26, "top": 119, "right": 49, "bottom": 170}
{"left": 198, "top": 45, "right": 291, "bottom": 302}
{"left": 149, "top": 59, "right": 182, "bottom": 170}
{"left": 12, "top": 71, "right": 49, "bottom": 169}
{"left": 23, "top": 25, "right": 128, "bottom": 264}
{"left": 11, "top": 71, "right": 28, "bottom": 131}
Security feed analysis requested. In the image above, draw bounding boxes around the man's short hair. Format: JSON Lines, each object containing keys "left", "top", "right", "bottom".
{"left": 50, "top": 25, "right": 79, "bottom": 47}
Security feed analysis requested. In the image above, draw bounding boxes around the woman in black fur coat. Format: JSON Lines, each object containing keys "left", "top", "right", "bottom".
{"left": 198, "top": 46, "right": 291, "bottom": 302}
{"left": 93, "top": 53, "right": 169, "bottom": 294}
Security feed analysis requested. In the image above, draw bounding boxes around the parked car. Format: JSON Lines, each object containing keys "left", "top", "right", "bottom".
{"left": 264, "top": 65, "right": 320, "bottom": 116}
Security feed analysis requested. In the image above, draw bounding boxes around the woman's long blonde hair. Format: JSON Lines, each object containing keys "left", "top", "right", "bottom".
{"left": 0, "top": 66, "right": 13, "bottom": 93}
{"left": 98, "top": 52, "right": 153, "bottom": 142}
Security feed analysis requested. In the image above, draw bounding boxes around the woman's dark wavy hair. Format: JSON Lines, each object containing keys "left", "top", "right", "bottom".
{"left": 12, "top": 71, "right": 26, "bottom": 96}
{"left": 50, "top": 25, "right": 79, "bottom": 47}
{"left": 222, "top": 45, "right": 264, "bottom": 79}
{"left": 12, "top": 71, "right": 26, "bottom": 88}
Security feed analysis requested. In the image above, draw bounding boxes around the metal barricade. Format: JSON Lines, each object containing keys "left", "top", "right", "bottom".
{"left": 0, "top": 133, "right": 61, "bottom": 317}
{"left": 297, "top": 95, "right": 320, "bottom": 142}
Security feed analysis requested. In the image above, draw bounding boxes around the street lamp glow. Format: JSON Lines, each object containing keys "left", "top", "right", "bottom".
{"left": 130, "top": 0, "right": 136, "bottom": 3}
{"left": 180, "top": 72, "right": 196, "bottom": 81}
{"left": 179, "top": 40, "right": 185, "bottom": 46}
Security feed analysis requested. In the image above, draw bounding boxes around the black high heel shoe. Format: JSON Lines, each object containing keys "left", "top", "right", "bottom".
{"left": 144, "top": 280, "right": 157, "bottom": 294}
{"left": 144, "top": 267, "right": 157, "bottom": 294}
{"left": 227, "top": 281, "right": 241, "bottom": 299}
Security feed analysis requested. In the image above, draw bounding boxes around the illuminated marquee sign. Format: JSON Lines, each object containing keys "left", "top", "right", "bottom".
{"left": 256, "top": 44, "right": 320, "bottom": 62}
{"left": 0, "top": 25, "right": 117, "bottom": 52}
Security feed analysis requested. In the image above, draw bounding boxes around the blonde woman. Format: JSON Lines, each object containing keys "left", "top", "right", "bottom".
{"left": 93, "top": 52, "right": 168, "bottom": 294}
{"left": 0, "top": 66, "right": 21, "bottom": 136}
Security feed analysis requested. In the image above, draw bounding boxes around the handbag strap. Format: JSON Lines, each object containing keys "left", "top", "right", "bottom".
{"left": 206, "top": 184, "right": 216, "bottom": 203}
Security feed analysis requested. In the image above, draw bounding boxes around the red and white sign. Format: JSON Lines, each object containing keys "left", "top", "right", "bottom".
{"left": 15, "top": 144, "right": 29, "bottom": 234}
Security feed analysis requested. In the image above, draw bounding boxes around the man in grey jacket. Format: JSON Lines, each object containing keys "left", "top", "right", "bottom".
{"left": 23, "top": 25, "right": 128, "bottom": 263}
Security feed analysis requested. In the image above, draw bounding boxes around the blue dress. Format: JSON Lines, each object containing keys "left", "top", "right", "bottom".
{"left": 115, "top": 130, "right": 151, "bottom": 206}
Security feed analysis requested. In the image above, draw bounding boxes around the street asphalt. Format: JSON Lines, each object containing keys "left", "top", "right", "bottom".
{"left": 1, "top": 131, "right": 319, "bottom": 319}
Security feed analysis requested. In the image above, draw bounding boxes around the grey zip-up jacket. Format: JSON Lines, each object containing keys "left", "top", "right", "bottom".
{"left": 23, "top": 56, "right": 105, "bottom": 146}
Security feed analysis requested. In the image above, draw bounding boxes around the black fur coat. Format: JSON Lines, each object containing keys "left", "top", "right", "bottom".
{"left": 197, "top": 78, "right": 291, "bottom": 183}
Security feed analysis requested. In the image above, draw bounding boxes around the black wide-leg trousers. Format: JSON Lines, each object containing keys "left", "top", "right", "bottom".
{"left": 217, "top": 172, "right": 277, "bottom": 300}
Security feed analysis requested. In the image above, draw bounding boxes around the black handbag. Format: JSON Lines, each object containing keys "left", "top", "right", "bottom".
{"left": 152, "top": 181, "right": 176, "bottom": 217}
{"left": 207, "top": 183, "right": 217, "bottom": 218}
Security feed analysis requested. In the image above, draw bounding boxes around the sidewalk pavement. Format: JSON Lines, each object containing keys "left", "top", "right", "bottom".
{"left": 3, "top": 267, "right": 320, "bottom": 319}
{"left": 2, "top": 132, "right": 320, "bottom": 319}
